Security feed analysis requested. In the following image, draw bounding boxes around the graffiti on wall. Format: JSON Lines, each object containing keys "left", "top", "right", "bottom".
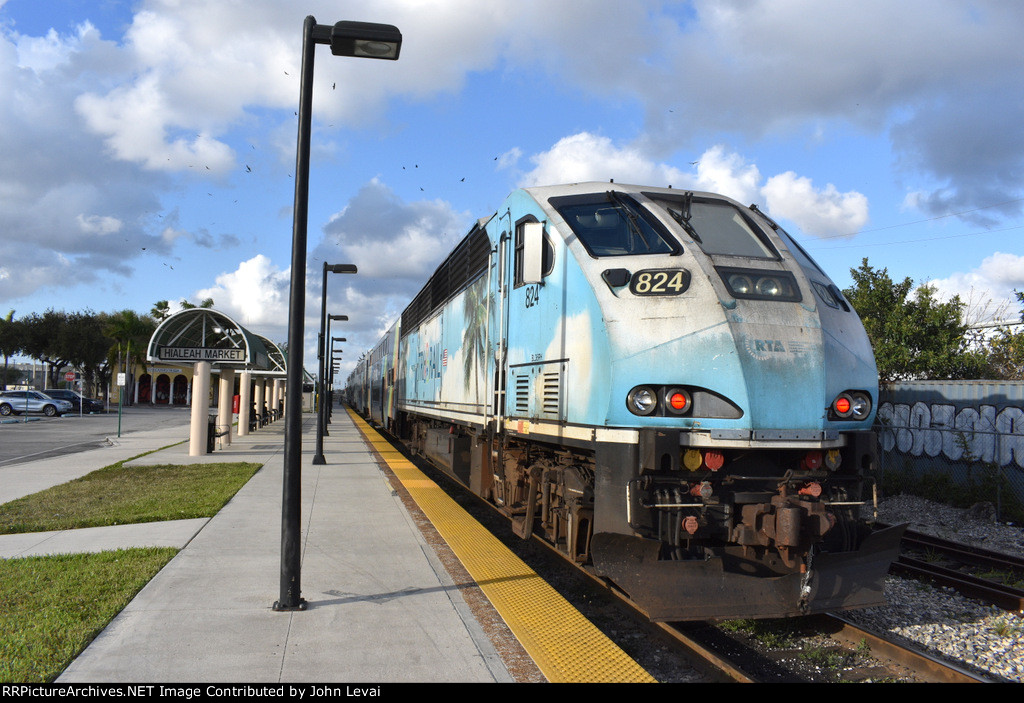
{"left": 876, "top": 402, "right": 1024, "bottom": 469}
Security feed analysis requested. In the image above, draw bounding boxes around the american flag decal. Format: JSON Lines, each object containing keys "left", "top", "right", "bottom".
{"left": 442, "top": 349, "right": 448, "bottom": 367}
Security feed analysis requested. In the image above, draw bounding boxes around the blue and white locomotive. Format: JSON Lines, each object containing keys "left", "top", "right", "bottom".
{"left": 346, "top": 182, "right": 903, "bottom": 621}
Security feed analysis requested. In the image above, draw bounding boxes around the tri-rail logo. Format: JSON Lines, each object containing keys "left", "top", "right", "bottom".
{"left": 744, "top": 337, "right": 811, "bottom": 360}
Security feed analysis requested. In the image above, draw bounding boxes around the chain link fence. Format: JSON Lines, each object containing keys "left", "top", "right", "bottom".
{"left": 874, "top": 421, "right": 1024, "bottom": 523}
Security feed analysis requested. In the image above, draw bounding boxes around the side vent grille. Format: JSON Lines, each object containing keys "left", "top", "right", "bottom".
{"left": 515, "top": 375, "right": 530, "bottom": 413}
{"left": 542, "top": 372, "right": 560, "bottom": 414}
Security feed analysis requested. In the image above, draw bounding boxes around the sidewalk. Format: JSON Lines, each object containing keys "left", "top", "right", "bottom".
{"left": 2, "top": 411, "right": 511, "bottom": 682}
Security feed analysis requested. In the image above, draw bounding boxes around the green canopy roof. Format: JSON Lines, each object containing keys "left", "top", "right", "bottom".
{"left": 146, "top": 308, "right": 287, "bottom": 375}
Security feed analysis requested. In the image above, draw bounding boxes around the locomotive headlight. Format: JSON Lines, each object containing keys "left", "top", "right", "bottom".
{"left": 849, "top": 391, "right": 872, "bottom": 420}
{"left": 756, "top": 276, "right": 781, "bottom": 297}
{"left": 663, "top": 387, "right": 692, "bottom": 416}
{"left": 627, "top": 386, "right": 658, "bottom": 416}
{"left": 728, "top": 274, "right": 753, "bottom": 295}
{"left": 717, "top": 266, "right": 802, "bottom": 302}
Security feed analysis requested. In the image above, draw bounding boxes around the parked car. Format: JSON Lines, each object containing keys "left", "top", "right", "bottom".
{"left": 43, "top": 389, "right": 106, "bottom": 414}
{"left": 0, "top": 390, "right": 74, "bottom": 417}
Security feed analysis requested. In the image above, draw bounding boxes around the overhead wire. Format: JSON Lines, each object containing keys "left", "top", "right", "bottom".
{"left": 802, "top": 195, "right": 1024, "bottom": 250}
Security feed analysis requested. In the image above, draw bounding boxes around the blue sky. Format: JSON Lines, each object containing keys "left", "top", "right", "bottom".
{"left": 3, "top": 0, "right": 1023, "bottom": 375}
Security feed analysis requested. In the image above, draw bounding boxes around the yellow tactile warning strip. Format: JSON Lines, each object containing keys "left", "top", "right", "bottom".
{"left": 346, "top": 409, "right": 656, "bottom": 683}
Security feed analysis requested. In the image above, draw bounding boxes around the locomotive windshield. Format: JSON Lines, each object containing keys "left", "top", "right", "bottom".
{"left": 646, "top": 194, "right": 778, "bottom": 260}
{"left": 551, "top": 192, "right": 679, "bottom": 257}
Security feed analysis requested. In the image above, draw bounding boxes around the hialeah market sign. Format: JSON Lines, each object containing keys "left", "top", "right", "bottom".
{"left": 157, "top": 346, "right": 246, "bottom": 363}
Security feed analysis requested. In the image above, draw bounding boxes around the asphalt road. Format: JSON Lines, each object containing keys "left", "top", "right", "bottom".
{"left": 0, "top": 406, "right": 193, "bottom": 467}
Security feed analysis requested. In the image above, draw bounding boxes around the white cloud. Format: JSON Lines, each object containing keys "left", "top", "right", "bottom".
{"left": 520, "top": 132, "right": 687, "bottom": 188}
{"left": 929, "top": 252, "right": 1024, "bottom": 320}
{"left": 194, "top": 255, "right": 290, "bottom": 332}
{"left": 521, "top": 137, "right": 868, "bottom": 238}
{"left": 2, "top": 0, "right": 1021, "bottom": 320}
{"left": 692, "top": 145, "right": 761, "bottom": 205}
{"left": 76, "top": 214, "right": 123, "bottom": 236}
{"left": 304, "top": 179, "right": 470, "bottom": 365}
{"left": 761, "top": 172, "right": 869, "bottom": 237}
{"left": 316, "top": 179, "right": 468, "bottom": 293}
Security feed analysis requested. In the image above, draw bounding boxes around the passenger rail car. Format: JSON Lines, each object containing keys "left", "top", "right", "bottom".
{"left": 346, "top": 182, "right": 903, "bottom": 621}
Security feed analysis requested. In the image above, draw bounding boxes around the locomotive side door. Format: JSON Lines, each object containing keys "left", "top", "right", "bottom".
{"left": 502, "top": 216, "right": 564, "bottom": 425}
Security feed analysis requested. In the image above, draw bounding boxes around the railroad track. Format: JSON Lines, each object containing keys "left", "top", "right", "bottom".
{"left": 811, "top": 613, "right": 997, "bottom": 683}
{"left": 889, "top": 527, "right": 1024, "bottom": 611}
{"left": 650, "top": 613, "right": 998, "bottom": 683}
{"left": 371, "top": 429, "right": 1014, "bottom": 682}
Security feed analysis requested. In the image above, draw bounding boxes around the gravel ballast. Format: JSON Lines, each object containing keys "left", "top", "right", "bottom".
{"left": 847, "top": 495, "right": 1024, "bottom": 682}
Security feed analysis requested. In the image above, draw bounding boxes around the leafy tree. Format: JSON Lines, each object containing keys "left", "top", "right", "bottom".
{"left": 151, "top": 300, "right": 172, "bottom": 321}
{"left": 0, "top": 309, "right": 23, "bottom": 390}
{"left": 19, "top": 309, "right": 80, "bottom": 388}
{"left": 982, "top": 290, "right": 1024, "bottom": 379}
{"left": 66, "top": 311, "right": 114, "bottom": 399}
{"left": 180, "top": 297, "right": 214, "bottom": 310}
{"left": 843, "top": 259, "right": 988, "bottom": 384}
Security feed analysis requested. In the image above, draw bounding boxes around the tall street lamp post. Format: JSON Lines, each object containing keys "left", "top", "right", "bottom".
{"left": 276, "top": 15, "right": 402, "bottom": 613}
{"left": 314, "top": 267, "right": 355, "bottom": 463}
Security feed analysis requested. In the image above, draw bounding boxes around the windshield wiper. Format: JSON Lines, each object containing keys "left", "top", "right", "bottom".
{"left": 666, "top": 192, "right": 702, "bottom": 243}
{"left": 606, "top": 190, "right": 652, "bottom": 251}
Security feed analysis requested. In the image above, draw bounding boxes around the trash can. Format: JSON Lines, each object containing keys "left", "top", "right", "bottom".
{"left": 207, "top": 415, "right": 217, "bottom": 454}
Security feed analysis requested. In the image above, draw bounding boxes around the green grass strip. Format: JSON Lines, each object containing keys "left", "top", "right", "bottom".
{"left": 0, "top": 462, "right": 262, "bottom": 534}
{"left": 0, "top": 548, "right": 178, "bottom": 683}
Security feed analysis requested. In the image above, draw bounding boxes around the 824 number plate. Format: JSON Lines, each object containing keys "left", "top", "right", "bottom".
{"left": 629, "top": 269, "right": 691, "bottom": 296}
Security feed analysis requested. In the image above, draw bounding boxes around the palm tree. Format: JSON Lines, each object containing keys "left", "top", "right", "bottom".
{"left": 151, "top": 300, "right": 171, "bottom": 321}
{"left": 104, "top": 310, "right": 156, "bottom": 405}
{"left": 180, "top": 297, "right": 215, "bottom": 310}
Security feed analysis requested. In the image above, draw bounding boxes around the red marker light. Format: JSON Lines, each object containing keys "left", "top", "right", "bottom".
{"left": 834, "top": 396, "right": 851, "bottom": 416}
{"left": 663, "top": 387, "right": 692, "bottom": 416}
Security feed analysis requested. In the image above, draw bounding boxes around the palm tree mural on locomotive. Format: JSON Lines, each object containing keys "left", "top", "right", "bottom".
{"left": 461, "top": 277, "right": 491, "bottom": 394}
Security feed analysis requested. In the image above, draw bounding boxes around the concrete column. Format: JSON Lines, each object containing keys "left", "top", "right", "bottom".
{"left": 189, "top": 361, "right": 212, "bottom": 457}
{"left": 275, "top": 379, "right": 284, "bottom": 417}
{"left": 238, "top": 371, "right": 252, "bottom": 437}
{"left": 263, "top": 379, "right": 272, "bottom": 422}
{"left": 269, "top": 380, "right": 279, "bottom": 420}
{"left": 217, "top": 367, "right": 235, "bottom": 448}
{"left": 254, "top": 379, "right": 265, "bottom": 429}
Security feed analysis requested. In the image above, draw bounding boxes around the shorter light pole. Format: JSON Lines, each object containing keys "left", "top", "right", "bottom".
{"left": 327, "top": 336, "right": 345, "bottom": 423}
{"left": 314, "top": 265, "right": 355, "bottom": 464}
{"left": 325, "top": 316, "right": 347, "bottom": 425}
{"left": 320, "top": 318, "right": 346, "bottom": 433}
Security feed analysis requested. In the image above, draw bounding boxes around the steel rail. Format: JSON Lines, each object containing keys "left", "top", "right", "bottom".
{"left": 816, "top": 613, "right": 997, "bottom": 683}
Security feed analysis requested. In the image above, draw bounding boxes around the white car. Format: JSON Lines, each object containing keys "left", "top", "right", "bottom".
{"left": 0, "top": 390, "right": 74, "bottom": 417}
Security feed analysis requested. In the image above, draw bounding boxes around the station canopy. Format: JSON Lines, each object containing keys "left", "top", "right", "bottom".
{"left": 146, "top": 308, "right": 286, "bottom": 375}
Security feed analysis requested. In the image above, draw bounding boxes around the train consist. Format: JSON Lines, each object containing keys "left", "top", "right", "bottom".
{"left": 345, "top": 182, "right": 903, "bottom": 621}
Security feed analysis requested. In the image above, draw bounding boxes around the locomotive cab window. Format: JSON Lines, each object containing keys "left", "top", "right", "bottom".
{"left": 646, "top": 193, "right": 778, "bottom": 260}
{"left": 550, "top": 192, "right": 679, "bottom": 258}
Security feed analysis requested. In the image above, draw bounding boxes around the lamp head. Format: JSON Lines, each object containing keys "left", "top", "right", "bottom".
{"left": 330, "top": 21, "right": 402, "bottom": 60}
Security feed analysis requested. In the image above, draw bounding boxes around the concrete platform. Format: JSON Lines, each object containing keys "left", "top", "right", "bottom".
{"left": 0, "top": 410, "right": 515, "bottom": 683}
